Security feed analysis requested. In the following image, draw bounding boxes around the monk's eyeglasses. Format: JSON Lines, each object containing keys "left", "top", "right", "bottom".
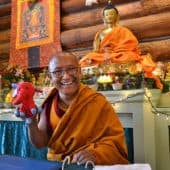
{"left": 50, "top": 67, "right": 79, "bottom": 78}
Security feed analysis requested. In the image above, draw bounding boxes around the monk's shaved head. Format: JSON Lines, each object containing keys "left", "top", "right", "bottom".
{"left": 49, "top": 52, "right": 79, "bottom": 72}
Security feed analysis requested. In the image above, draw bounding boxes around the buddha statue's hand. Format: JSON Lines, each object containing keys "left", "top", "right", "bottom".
{"left": 103, "top": 45, "right": 113, "bottom": 52}
{"left": 92, "top": 48, "right": 99, "bottom": 53}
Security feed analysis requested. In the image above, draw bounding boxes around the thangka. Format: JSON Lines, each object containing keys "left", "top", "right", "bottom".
{"left": 16, "top": 0, "right": 54, "bottom": 49}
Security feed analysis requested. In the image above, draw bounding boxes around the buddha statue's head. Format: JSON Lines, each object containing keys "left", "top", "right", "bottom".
{"left": 103, "top": 0, "right": 119, "bottom": 26}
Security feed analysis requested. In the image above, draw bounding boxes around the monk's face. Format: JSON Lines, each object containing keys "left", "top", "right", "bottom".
{"left": 103, "top": 9, "right": 118, "bottom": 25}
{"left": 49, "top": 53, "right": 81, "bottom": 98}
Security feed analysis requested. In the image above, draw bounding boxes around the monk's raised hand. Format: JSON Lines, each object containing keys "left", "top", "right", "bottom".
{"left": 13, "top": 106, "right": 42, "bottom": 125}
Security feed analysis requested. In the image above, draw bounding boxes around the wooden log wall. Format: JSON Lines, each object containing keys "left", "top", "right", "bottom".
{"left": 0, "top": 0, "right": 170, "bottom": 66}
{"left": 0, "top": 0, "right": 11, "bottom": 64}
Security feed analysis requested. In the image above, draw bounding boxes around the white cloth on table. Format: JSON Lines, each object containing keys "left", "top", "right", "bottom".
{"left": 95, "top": 164, "right": 151, "bottom": 170}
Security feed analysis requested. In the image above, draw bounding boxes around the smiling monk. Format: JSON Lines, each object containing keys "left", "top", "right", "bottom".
{"left": 23, "top": 51, "right": 128, "bottom": 165}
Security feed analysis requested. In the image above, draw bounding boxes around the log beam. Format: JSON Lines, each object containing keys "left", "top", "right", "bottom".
{"left": 0, "top": 0, "right": 11, "bottom": 5}
{"left": 0, "top": 42, "right": 10, "bottom": 55}
{"left": 62, "top": 0, "right": 136, "bottom": 14}
{"left": 0, "top": 3, "right": 11, "bottom": 17}
{"left": 0, "top": 54, "right": 9, "bottom": 64}
{"left": 0, "top": 15, "right": 11, "bottom": 30}
{"left": 139, "top": 39, "right": 170, "bottom": 61}
{"left": 62, "top": 8, "right": 103, "bottom": 31}
{"left": 122, "top": 12, "right": 170, "bottom": 40}
{"left": 141, "top": 0, "right": 170, "bottom": 9}
{"left": 0, "top": 29, "right": 10, "bottom": 43}
{"left": 121, "top": 0, "right": 170, "bottom": 17}
{"left": 0, "top": 42, "right": 10, "bottom": 64}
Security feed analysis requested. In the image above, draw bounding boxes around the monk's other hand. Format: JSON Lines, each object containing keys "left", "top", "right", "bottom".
{"left": 72, "top": 150, "right": 95, "bottom": 165}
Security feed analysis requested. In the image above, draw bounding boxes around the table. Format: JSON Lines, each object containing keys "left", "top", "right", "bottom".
{"left": 0, "top": 155, "right": 152, "bottom": 170}
{"left": 0, "top": 155, "right": 62, "bottom": 170}
{"left": 0, "top": 109, "right": 133, "bottom": 162}
{"left": 0, "top": 109, "right": 47, "bottom": 160}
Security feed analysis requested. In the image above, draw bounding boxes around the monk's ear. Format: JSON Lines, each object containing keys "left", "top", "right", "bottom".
{"left": 79, "top": 67, "right": 83, "bottom": 79}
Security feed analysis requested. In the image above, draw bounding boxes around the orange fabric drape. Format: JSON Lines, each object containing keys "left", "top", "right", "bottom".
{"left": 141, "top": 53, "right": 163, "bottom": 89}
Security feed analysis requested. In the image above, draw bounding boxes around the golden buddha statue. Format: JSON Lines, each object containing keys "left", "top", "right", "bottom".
{"left": 79, "top": 0, "right": 142, "bottom": 66}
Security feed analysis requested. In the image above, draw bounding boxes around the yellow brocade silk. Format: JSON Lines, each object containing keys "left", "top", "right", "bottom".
{"left": 46, "top": 84, "right": 128, "bottom": 165}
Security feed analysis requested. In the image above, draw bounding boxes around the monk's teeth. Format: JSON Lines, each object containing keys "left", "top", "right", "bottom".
{"left": 61, "top": 82, "right": 73, "bottom": 85}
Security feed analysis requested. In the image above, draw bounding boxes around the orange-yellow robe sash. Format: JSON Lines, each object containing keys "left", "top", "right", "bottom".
{"left": 46, "top": 84, "right": 128, "bottom": 165}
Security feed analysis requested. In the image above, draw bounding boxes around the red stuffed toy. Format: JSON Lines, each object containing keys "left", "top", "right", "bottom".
{"left": 12, "top": 82, "right": 42, "bottom": 124}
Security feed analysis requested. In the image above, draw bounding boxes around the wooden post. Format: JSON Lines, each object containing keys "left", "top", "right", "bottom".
{"left": 0, "top": 3, "right": 11, "bottom": 16}
{"left": 0, "top": 29, "right": 10, "bottom": 43}
{"left": 0, "top": 15, "right": 10, "bottom": 30}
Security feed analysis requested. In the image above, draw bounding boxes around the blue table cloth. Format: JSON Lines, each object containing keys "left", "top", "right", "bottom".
{"left": 0, "top": 155, "right": 94, "bottom": 170}
{"left": 0, "top": 155, "right": 61, "bottom": 170}
{"left": 0, "top": 110, "right": 47, "bottom": 160}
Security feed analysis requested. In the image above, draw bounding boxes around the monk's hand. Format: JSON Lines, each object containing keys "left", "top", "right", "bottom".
{"left": 13, "top": 106, "right": 42, "bottom": 125}
{"left": 13, "top": 107, "right": 33, "bottom": 124}
{"left": 72, "top": 150, "right": 95, "bottom": 165}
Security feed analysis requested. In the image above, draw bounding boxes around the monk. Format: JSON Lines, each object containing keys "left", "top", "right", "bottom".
{"left": 15, "top": 51, "right": 128, "bottom": 165}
